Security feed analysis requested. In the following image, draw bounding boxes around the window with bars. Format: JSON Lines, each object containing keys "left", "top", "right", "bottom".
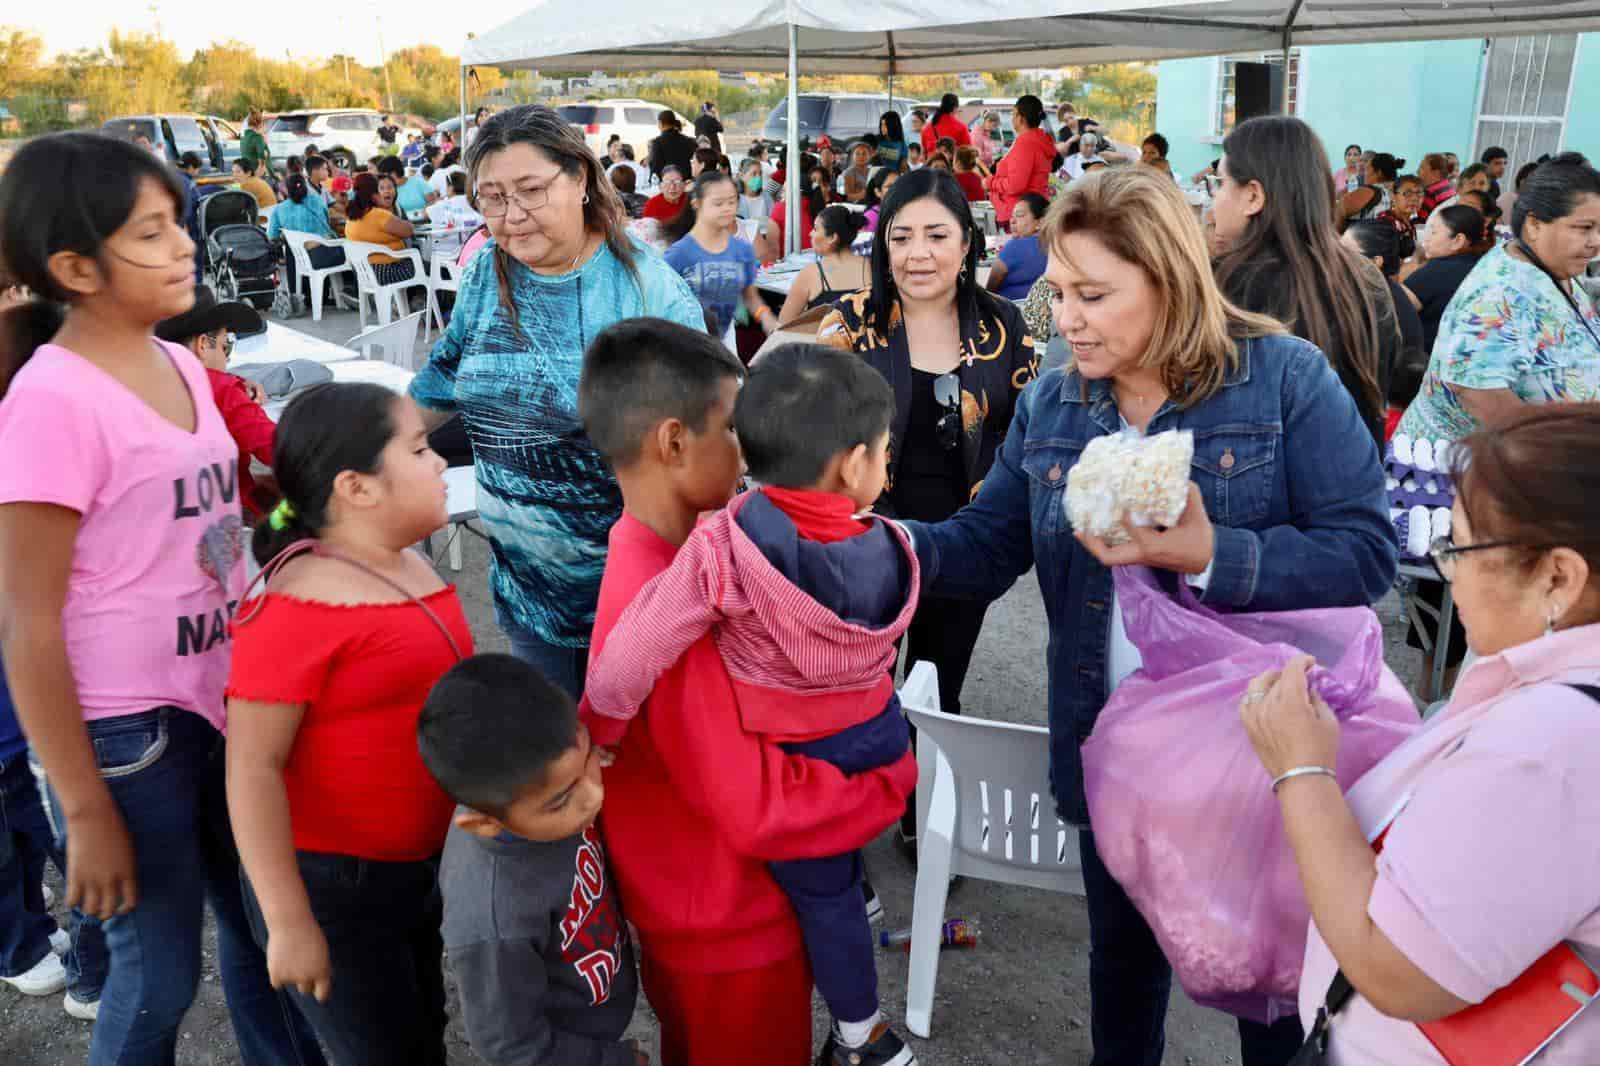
{"left": 1214, "top": 51, "right": 1300, "bottom": 135}
{"left": 1473, "top": 34, "right": 1578, "bottom": 174}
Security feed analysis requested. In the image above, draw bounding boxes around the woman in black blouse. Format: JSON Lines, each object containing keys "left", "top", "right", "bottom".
{"left": 817, "top": 169, "right": 1037, "bottom": 846}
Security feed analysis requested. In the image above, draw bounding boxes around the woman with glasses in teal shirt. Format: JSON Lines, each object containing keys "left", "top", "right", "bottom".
{"left": 408, "top": 105, "right": 703, "bottom": 698}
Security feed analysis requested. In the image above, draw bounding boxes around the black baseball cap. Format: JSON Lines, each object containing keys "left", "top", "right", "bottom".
{"left": 154, "top": 285, "right": 263, "bottom": 344}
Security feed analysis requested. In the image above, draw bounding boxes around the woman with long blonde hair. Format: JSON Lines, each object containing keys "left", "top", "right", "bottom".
{"left": 894, "top": 166, "right": 1398, "bottom": 1066}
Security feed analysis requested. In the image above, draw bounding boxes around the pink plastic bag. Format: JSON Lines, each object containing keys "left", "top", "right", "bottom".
{"left": 1081, "top": 566, "right": 1418, "bottom": 1024}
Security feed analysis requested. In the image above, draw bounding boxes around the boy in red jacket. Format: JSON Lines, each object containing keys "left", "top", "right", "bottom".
{"left": 582, "top": 343, "right": 919, "bottom": 1066}
{"left": 156, "top": 287, "right": 276, "bottom": 519}
{"left": 576, "top": 320, "right": 917, "bottom": 1066}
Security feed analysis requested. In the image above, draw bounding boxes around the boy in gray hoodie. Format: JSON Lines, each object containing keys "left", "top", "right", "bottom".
{"left": 418, "top": 654, "right": 643, "bottom": 1066}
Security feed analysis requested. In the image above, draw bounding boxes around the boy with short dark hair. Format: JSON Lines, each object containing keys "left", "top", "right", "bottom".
{"left": 577, "top": 321, "right": 916, "bottom": 1066}
{"left": 582, "top": 339, "right": 919, "bottom": 1066}
{"left": 418, "top": 653, "right": 642, "bottom": 1066}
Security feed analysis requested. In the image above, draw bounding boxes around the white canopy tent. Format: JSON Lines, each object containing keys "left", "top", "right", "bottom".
{"left": 458, "top": 0, "right": 1600, "bottom": 248}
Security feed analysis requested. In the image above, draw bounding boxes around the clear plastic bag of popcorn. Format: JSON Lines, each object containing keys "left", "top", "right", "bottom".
{"left": 1064, "top": 429, "right": 1194, "bottom": 544}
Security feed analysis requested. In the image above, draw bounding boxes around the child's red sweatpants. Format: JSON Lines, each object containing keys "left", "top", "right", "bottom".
{"left": 640, "top": 950, "right": 813, "bottom": 1066}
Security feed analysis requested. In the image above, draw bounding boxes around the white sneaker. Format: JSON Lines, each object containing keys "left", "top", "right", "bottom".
{"left": 50, "top": 928, "right": 70, "bottom": 956}
{"left": 63, "top": 991, "right": 100, "bottom": 1021}
{"left": 1, "top": 952, "right": 68, "bottom": 996}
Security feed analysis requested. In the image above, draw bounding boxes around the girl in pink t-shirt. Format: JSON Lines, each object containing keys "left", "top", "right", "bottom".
{"left": 0, "top": 133, "right": 320, "bottom": 1060}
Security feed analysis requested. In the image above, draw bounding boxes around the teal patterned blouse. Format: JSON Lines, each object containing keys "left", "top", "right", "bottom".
{"left": 1397, "top": 244, "right": 1600, "bottom": 442}
{"left": 410, "top": 237, "right": 703, "bottom": 647}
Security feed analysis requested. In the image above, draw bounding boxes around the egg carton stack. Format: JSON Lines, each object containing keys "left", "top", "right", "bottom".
{"left": 1386, "top": 435, "right": 1457, "bottom": 561}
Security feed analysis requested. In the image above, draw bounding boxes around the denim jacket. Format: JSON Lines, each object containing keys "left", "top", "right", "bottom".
{"left": 902, "top": 332, "right": 1399, "bottom": 824}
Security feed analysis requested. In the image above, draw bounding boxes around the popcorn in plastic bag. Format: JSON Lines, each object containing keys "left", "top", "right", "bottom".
{"left": 1065, "top": 429, "right": 1194, "bottom": 544}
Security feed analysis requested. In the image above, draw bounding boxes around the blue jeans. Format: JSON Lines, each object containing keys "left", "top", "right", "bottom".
{"left": 242, "top": 852, "right": 447, "bottom": 1066}
{"left": 506, "top": 629, "right": 589, "bottom": 701}
{"left": 769, "top": 699, "right": 910, "bottom": 1025}
{"left": 1079, "top": 830, "right": 1303, "bottom": 1066}
{"left": 0, "top": 752, "right": 107, "bottom": 997}
{"left": 38, "top": 708, "right": 325, "bottom": 1066}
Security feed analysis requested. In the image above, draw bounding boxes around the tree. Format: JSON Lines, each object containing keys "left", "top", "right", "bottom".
{"left": 0, "top": 27, "right": 46, "bottom": 93}
{"left": 1080, "top": 63, "right": 1156, "bottom": 128}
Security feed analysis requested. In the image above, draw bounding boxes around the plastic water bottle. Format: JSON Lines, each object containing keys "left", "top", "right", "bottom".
{"left": 878, "top": 918, "right": 980, "bottom": 952}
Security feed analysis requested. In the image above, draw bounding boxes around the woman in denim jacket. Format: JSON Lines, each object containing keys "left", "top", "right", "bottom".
{"left": 901, "top": 169, "right": 1398, "bottom": 1066}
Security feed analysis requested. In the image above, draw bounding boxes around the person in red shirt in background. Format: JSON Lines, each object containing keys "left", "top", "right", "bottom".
{"left": 156, "top": 288, "right": 277, "bottom": 519}
{"left": 576, "top": 320, "right": 917, "bottom": 1066}
{"left": 919, "top": 94, "right": 972, "bottom": 157}
{"left": 987, "top": 95, "right": 1056, "bottom": 230}
{"left": 642, "top": 167, "right": 689, "bottom": 223}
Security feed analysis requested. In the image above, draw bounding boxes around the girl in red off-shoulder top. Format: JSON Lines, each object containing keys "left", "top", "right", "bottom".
{"left": 225, "top": 382, "right": 472, "bottom": 1065}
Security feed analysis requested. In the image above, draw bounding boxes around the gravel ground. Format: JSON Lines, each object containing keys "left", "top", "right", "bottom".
{"left": 1, "top": 307, "right": 1428, "bottom": 1064}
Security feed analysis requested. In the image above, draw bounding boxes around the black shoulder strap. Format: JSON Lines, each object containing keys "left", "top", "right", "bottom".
{"left": 1568, "top": 683, "right": 1600, "bottom": 702}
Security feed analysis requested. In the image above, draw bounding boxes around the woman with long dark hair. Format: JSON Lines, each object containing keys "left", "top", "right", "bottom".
{"left": 408, "top": 105, "right": 704, "bottom": 696}
{"left": 875, "top": 111, "right": 907, "bottom": 171}
{"left": 817, "top": 168, "right": 1036, "bottom": 850}
{"left": 1210, "top": 115, "right": 1400, "bottom": 444}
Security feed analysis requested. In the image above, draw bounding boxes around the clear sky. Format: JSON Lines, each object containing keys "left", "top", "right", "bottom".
{"left": 14, "top": 0, "right": 536, "bottom": 66}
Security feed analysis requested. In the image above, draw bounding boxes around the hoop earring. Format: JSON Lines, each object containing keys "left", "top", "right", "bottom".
{"left": 582, "top": 194, "right": 590, "bottom": 205}
{"left": 1547, "top": 604, "right": 1564, "bottom": 637}
{"left": 959, "top": 264, "right": 968, "bottom": 281}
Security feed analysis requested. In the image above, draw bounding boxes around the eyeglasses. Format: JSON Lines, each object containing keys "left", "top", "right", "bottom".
{"left": 473, "top": 184, "right": 552, "bottom": 218}
{"left": 661, "top": 180, "right": 685, "bottom": 190}
{"left": 933, "top": 372, "right": 962, "bottom": 452}
{"left": 1428, "top": 534, "right": 1555, "bottom": 581}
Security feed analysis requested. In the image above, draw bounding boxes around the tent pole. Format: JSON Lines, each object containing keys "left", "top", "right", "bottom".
{"left": 786, "top": 22, "right": 800, "bottom": 257}
{"left": 1281, "top": 0, "right": 1305, "bottom": 115}
{"left": 886, "top": 32, "right": 897, "bottom": 105}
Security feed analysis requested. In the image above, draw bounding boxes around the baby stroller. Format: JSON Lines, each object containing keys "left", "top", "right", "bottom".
{"left": 200, "top": 191, "right": 279, "bottom": 311}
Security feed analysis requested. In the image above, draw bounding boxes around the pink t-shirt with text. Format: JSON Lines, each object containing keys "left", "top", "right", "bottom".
{"left": 1299, "top": 624, "right": 1600, "bottom": 1064}
{"left": 0, "top": 341, "right": 246, "bottom": 732}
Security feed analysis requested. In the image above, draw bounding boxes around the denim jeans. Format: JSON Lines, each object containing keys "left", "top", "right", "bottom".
{"left": 1, "top": 752, "right": 108, "bottom": 998}
{"left": 506, "top": 628, "right": 590, "bottom": 701}
{"left": 38, "top": 708, "right": 325, "bottom": 1066}
{"left": 770, "top": 701, "right": 910, "bottom": 1025}
{"left": 1079, "top": 830, "right": 1304, "bottom": 1066}
{"left": 243, "top": 852, "right": 447, "bottom": 1066}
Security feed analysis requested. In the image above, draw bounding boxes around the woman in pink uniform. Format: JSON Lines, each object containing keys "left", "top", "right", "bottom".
{"left": 1243, "top": 403, "right": 1600, "bottom": 1064}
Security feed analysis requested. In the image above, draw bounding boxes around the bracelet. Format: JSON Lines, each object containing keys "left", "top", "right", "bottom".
{"left": 1271, "top": 766, "right": 1337, "bottom": 793}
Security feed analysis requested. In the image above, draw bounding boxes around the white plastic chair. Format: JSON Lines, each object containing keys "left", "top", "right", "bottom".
{"left": 425, "top": 252, "right": 464, "bottom": 339}
{"left": 346, "top": 311, "right": 423, "bottom": 371}
{"left": 901, "top": 660, "right": 1085, "bottom": 1039}
{"left": 344, "top": 241, "right": 428, "bottom": 328}
{"left": 281, "top": 231, "right": 354, "bottom": 322}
